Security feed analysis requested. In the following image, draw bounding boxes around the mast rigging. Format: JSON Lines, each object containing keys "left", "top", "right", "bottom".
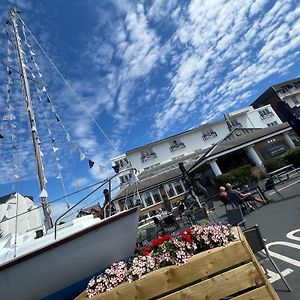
{"left": 9, "top": 8, "right": 53, "bottom": 230}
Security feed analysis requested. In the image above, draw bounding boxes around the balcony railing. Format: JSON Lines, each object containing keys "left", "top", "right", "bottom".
{"left": 260, "top": 112, "right": 274, "bottom": 120}
{"left": 202, "top": 131, "right": 217, "bottom": 141}
{"left": 169, "top": 142, "right": 185, "bottom": 152}
{"left": 140, "top": 153, "right": 157, "bottom": 163}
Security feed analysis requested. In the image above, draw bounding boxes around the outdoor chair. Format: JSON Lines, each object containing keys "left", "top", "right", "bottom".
{"left": 264, "top": 177, "right": 285, "bottom": 200}
{"left": 243, "top": 225, "right": 292, "bottom": 292}
{"left": 182, "top": 209, "right": 195, "bottom": 225}
{"left": 219, "top": 195, "right": 234, "bottom": 211}
{"left": 193, "top": 207, "right": 209, "bottom": 223}
{"left": 226, "top": 207, "right": 246, "bottom": 230}
{"left": 162, "top": 215, "right": 179, "bottom": 233}
{"left": 152, "top": 217, "right": 165, "bottom": 236}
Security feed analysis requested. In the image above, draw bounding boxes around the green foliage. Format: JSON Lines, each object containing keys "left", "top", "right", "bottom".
{"left": 263, "top": 156, "right": 285, "bottom": 173}
{"left": 283, "top": 146, "right": 300, "bottom": 167}
{"left": 294, "top": 140, "right": 300, "bottom": 147}
{"left": 213, "top": 164, "right": 257, "bottom": 187}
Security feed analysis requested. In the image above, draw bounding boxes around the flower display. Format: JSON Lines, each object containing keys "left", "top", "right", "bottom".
{"left": 86, "top": 224, "right": 235, "bottom": 298}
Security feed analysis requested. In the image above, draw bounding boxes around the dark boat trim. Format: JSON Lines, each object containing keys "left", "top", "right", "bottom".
{"left": 0, "top": 207, "right": 138, "bottom": 271}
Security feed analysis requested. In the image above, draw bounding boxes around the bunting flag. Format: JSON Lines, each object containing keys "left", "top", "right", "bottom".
{"left": 51, "top": 138, "right": 56, "bottom": 143}
{"left": 66, "top": 133, "right": 71, "bottom": 141}
{"left": 52, "top": 146, "right": 59, "bottom": 152}
{"left": 80, "top": 152, "right": 86, "bottom": 161}
{"left": 40, "top": 150, "right": 44, "bottom": 157}
{"left": 42, "top": 86, "right": 47, "bottom": 92}
{"left": 47, "top": 96, "right": 51, "bottom": 103}
{"left": 88, "top": 160, "right": 95, "bottom": 169}
{"left": 55, "top": 115, "right": 60, "bottom": 122}
{"left": 112, "top": 164, "right": 120, "bottom": 174}
{"left": 0, "top": 134, "right": 4, "bottom": 138}
{"left": 39, "top": 188, "right": 48, "bottom": 198}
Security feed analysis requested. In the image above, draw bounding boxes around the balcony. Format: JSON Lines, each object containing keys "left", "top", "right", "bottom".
{"left": 140, "top": 153, "right": 157, "bottom": 163}
{"left": 260, "top": 112, "right": 274, "bottom": 120}
{"left": 202, "top": 131, "right": 217, "bottom": 141}
{"left": 169, "top": 142, "right": 185, "bottom": 152}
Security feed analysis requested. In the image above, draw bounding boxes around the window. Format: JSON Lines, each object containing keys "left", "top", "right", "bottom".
{"left": 169, "top": 139, "right": 185, "bottom": 152}
{"left": 258, "top": 108, "right": 274, "bottom": 119}
{"left": 119, "top": 173, "right": 132, "bottom": 186}
{"left": 279, "top": 84, "right": 293, "bottom": 94}
{"left": 267, "top": 121, "right": 278, "bottom": 127}
{"left": 164, "top": 180, "right": 186, "bottom": 198}
{"left": 294, "top": 81, "right": 300, "bottom": 89}
{"left": 142, "top": 191, "right": 153, "bottom": 206}
{"left": 291, "top": 96, "right": 299, "bottom": 105}
{"left": 164, "top": 183, "right": 176, "bottom": 198}
{"left": 202, "top": 127, "right": 217, "bottom": 140}
{"left": 140, "top": 148, "right": 157, "bottom": 163}
{"left": 230, "top": 119, "right": 242, "bottom": 128}
{"left": 141, "top": 189, "right": 162, "bottom": 206}
{"left": 173, "top": 180, "right": 185, "bottom": 194}
{"left": 125, "top": 196, "right": 135, "bottom": 209}
{"left": 150, "top": 189, "right": 162, "bottom": 204}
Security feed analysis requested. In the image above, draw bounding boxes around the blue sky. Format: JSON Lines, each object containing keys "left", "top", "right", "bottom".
{"left": 1, "top": 0, "right": 300, "bottom": 217}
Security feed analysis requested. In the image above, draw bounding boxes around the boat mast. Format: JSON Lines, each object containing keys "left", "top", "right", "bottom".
{"left": 9, "top": 8, "right": 53, "bottom": 230}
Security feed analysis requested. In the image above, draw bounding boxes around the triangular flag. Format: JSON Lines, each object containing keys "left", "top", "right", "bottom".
{"left": 112, "top": 164, "right": 120, "bottom": 174}
{"left": 55, "top": 115, "right": 60, "bottom": 122}
{"left": 40, "top": 150, "right": 44, "bottom": 157}
{"left": 51, "top": 138, "right": 56, "bottom": 143}
{"left": 11, "top": 124, "right": 16, "bottom": 129}
{"left": 80, "top": 152, "right": 86, "bottom": 161}
{"left": 47, "top": 96, "right": 51, "bottom": 103}
{"left": 39, "top": 188, "right": 48, "bottom": 198}
{"left": 56, "top": 175, "right": 61, "bottom": 179}
{"left": 58, "top": 164, "right": 63, "bottom": 170}
{"left": 31, "top": 73, "right": 36, "bottom": 79}
{"left": 43, "top": 177, "right": 48, "bottom": 184}
{"left": 66, "top": 133, "right": 71, "bottom": 141}
{"left": 52, "top": 146, "right": 59, "bottom": 152}
{"left": 88, "top": 160, "right": 95, "bottom": 168}
{"left": 42, "top": 86, "right": 47, "bottom": 92}
{"left": 0, "top": 134, "right": 3, "bottom": 138}
{"left": 30, "top": 50, "right": 36, "bottom": 56}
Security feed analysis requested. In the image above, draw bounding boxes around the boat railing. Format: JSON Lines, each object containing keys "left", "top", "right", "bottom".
{"left": 54, "top": 168, "right": 138, "bottom": 239}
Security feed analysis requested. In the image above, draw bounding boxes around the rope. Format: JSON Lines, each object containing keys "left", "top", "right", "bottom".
{"left": 18, "top": 15, "right": 120, "bottom": 155}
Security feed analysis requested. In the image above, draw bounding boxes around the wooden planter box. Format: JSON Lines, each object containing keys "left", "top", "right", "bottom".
{"left": 76, "top": 227, "right": 279, "bottom": 300}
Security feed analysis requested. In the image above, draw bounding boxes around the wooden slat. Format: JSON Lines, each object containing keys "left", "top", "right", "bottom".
{"left": 76, "top": 241, "right": 249, "bottom": 300}
{"left": 159, "top": 262, "right": 262, "bottom": 300}
{"left": 232, "top": 285, "right": 278, "bottom": 300}
{"left": 237, "top": 227, "right": 280, "bottom": 300}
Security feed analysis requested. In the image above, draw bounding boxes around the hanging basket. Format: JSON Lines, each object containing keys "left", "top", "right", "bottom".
{"left": 75, "top": 227, "right": 279, "bottom": 300}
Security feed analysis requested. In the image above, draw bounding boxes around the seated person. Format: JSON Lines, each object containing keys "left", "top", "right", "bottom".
{"left": 225, "top": 183, "right": 267, "bottom": 206}
{"left": 178, "top": 201, "right": 185, "bottom": 216}
{"left": 219, "top": 186, "right": 228, "bottom": 198}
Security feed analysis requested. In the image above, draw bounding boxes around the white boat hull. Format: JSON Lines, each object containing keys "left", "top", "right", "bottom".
{"left": 0, "top": 207, "right": 139, "bottom": 300}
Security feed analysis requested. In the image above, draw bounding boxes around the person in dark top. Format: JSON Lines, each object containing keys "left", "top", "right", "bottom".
{"left": 225, "top": 183, "right": 267, "bottom": 206}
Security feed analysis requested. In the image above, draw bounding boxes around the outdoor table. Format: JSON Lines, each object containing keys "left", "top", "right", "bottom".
{"left": 267, "top": 164, "right": 299, "bottom": 184}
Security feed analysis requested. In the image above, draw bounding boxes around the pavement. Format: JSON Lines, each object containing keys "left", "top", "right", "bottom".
{"left": 214, "top": 175, "right": 300, "bottom": 300}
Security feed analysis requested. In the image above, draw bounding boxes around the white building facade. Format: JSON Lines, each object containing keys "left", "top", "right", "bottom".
{"left": 111, "top": 105, "right": 284, "bottom": 186}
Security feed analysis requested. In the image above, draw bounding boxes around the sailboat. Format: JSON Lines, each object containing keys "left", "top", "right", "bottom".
{"left": 0, "top": 8, "right": 139, "bottom": 300}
